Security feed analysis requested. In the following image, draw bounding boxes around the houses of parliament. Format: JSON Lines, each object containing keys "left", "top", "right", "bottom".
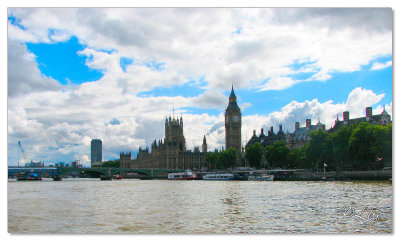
{"left": 119, "top": 84, "right": 391, "bottom": 170}
{"left": 120, "top": 86, "right": 243, "bottom": 170}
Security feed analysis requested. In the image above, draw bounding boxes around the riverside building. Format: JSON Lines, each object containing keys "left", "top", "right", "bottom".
{"left": 91, "top": 139, "right": 102, "bottom": 167}
{"left": 121, "top": 116, "right": 208, "bottom": 170}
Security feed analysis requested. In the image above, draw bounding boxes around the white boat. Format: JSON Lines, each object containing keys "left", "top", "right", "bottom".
{"left": 203, "top": 173, "right": 234, "bottom": 180}
{"left": 168, "top": 170, "right": 199, "bottom": 180}
{"left": 260, "top": 174, "right": 274, "bottom": 181}
{"left": 248, "top": 174, "right": 274, "bottom": 181}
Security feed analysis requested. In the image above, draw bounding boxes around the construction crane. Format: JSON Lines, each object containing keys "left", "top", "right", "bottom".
{"left": 18, "top": 141, "right": 28, "bottom": 167}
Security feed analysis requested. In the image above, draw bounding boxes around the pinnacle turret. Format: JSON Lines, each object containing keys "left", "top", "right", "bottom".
{"left": 202, "top": 134, "right": 208, "bottom": 153}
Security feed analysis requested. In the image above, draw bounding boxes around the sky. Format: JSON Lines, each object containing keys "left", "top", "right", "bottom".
{"left": 7, "top": 8, "right": 393, "bottom": 167}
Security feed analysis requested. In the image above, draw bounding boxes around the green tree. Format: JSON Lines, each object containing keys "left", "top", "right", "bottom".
{"left": 206, "top": 152, "right": 219, "bottom": 170}
{"left": 285, "top": 122, "right": 391, "bottom": 171}
{"left": 370, "top": 124, "right": 392, "bottom": 169}
{"left": 288, "top": 145, "right": 308, "bottom": 169}
{"left": 307, "top": 129, "right": 330, "bottom": 171}
{"left": 327, "top": 125, "right": 353, "bottom": 171}
{"left": 349, "top": 122, "right": 377, "bottom": 170}
{"left": 218, "top": 148, "right": 238, "bottom": 169}
{"left": 102, "top": 160, "right": 120, "bottom": 168}
{"left": 265, "top": 141, "right": 290, "bottom": 169}
{"left": 245, "top": 142, "right": 264, "bottom": 169}
{"left": 373, "top": 124, "right": 392, "bottom": 164}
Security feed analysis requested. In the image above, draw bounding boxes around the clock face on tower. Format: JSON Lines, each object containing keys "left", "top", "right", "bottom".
{"left": 233, "top": 115, "right": 239, "bottom": 123}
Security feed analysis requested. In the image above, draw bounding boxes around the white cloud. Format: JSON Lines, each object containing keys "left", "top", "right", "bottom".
{"left": 191, "top": 89, "right": 226, "bottom": 109}
{"left": 7, "top": 8, "right": 392, "bottom": 165}
{"left": 79, "top": 155, "right": 90, "bottom": 167}
{"left": 259, "top": 77, "right": 298, "bottom": 91}
{"left": 271, "top": 8, "right": 392, "bottom": 33}
{"left": 345, "top": 87, "right": 385, "bottom": 117}
{"left": 371, "top": 60, "right": 392, "bottom": 70}
{"left": 7, "top": 8, "right": 392, "bottom": 93}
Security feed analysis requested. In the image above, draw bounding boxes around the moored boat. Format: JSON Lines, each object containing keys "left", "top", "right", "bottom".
{"left": 203, "top": 173, "right": 234, "bottom": 180}
{"left": 260, "top": 174, "right": 274, "bottom": 181}
{"left": 17, "top": 172, "right": 42, "bottom": 181}
{"left": 53, "top": 175, "right": 62, "bottom": 181}
{"left": 321, "top": 176, "right": 335, "bottom": 181}
{"left": 112, "top": 174, "right": 123, "bottom": 180}
{"left": 248, "top": 174, "right": 274, "bottom": 181}
{"left": 168, "top": 170, "right": 199, "bottom": 180}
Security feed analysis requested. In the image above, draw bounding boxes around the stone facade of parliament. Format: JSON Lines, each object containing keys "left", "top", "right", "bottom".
{"left": 120, "top": 86, "right": 243, "bottom": 170}
{"left": 120, "top": 116, "right": 208, "bottom": 170}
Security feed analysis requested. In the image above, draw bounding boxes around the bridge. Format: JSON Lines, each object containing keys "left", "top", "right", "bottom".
{"left": 8, "top": 167, "right": 185, "bottom": 180}
{"left": 8, "top": 167, "right": 61, "bottom": 178}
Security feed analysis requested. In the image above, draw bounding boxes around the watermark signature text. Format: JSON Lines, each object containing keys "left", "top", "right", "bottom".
{"left": 341, "top": 206, "right": 381, "bottom": 223}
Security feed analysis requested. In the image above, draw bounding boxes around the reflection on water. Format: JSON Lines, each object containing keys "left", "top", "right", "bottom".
{"left": 8, "top": 179, "right": 392, "bottom": 233}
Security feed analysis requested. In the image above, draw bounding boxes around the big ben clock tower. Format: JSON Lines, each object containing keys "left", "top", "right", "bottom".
{"left": 225, "top": 85, "right": 242, "bottom": 163}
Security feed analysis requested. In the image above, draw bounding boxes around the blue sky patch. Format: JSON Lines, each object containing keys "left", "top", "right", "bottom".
{"left": 97, "top": 48, "right": 117, "bottom": 54}
{"left": 233, "top": 27, "right": 242, "bottom": 34}
{"left": 181, "top": 107, "right": 221, "bottom": 116}
{"left": 120, "top": 57, "right": 134, "bottom": 72}
{"left": 26, "top": 36, "right": 103, "bottom": 85}
{"left": 145, "top": 60, "right": 166, "bottom": 71}
{"left": 108, "top": 118, "right": 121, "bottom": 125}
{"left": 8, "top": 15, "right": 25, "bottom": 30}
{"left": 287, "top": 58, "right": 318, "bottom": 72}
{"left": 241, "top": 64, "right": 392, "bottom": 116}
{"left": 285, "top": 71, "right": 317, "bottom": 80}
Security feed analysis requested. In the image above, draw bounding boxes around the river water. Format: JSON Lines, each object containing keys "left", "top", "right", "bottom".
{"left": 8, "top": 179, "right": 392, "bottom": 234}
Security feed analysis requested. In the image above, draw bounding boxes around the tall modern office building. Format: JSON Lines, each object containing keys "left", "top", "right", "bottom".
{"left": 91, "top": 139, "right": 102, "bottom": 166}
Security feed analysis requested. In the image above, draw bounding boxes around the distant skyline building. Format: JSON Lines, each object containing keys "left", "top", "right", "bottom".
{"left": 24, "top": 161, "right": 44, "bottom": 167}
{"left": 71, "top": 160, "right": 83, "bottom": 168}
{"left": 91, "top": 139, "right": 102, "bottom": 166}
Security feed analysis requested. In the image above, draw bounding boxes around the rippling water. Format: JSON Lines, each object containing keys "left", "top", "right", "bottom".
{"left": 8, "top": 179, "right": 392, "bottom": 233}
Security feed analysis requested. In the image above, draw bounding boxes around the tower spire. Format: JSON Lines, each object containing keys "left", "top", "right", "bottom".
{"left": 230, "top": 84, "right": 236, "bottom": 99}
{"left": 202, "top": 134, "right": 207, "bottom": 153}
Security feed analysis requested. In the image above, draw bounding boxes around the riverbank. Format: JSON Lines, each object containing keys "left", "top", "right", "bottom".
{"left": 132, "top": 170, "right": 393, "bottom": 181}
{"left": 260, "top": 170, "right": 392, "bottom": 181}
